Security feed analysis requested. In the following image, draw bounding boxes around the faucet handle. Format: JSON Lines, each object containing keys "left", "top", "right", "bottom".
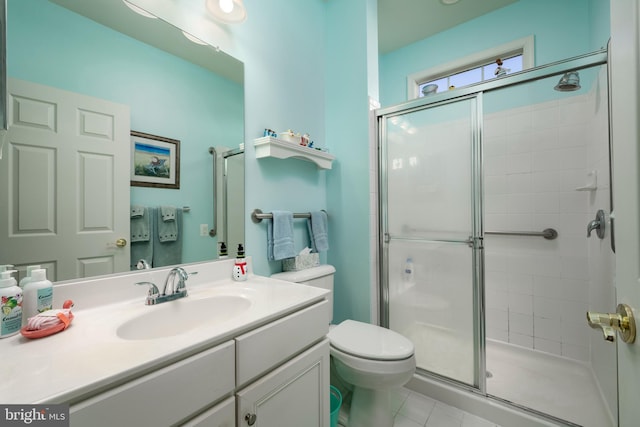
{"left": 587, "top": 210, "right": 605, "bottom": 239}
{"left": 135, "top": 281, "right": 160, "bottom": 305}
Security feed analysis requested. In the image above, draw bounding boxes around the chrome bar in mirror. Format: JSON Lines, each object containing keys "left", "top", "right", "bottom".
{"left": 209, "top": 147, "right": 217, "bottom": 238}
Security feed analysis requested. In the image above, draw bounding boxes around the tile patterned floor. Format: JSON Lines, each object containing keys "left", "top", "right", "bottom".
{"left": 390, "top": 388, "right": 502, "bottom": 427}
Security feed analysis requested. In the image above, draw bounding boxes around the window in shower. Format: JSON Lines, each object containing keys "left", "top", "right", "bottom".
{"left": 418, "top": 55, "right": 523, "bottom": 96}
{"left": 407, "top": 36, "right": 534, "bottom": 99}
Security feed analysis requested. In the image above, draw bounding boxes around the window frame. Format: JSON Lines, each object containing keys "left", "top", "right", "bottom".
{"left": 407, "top": 36, "right": 535, "bottom": 99}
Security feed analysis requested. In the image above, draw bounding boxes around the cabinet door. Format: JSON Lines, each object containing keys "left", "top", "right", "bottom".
{"left": 180, "top": 396, "right": 235, "bottom": 427}
{"left": 237, "top": 339, "right": 330, "bottom": 427}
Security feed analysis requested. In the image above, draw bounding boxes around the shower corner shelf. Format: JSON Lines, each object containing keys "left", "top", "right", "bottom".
{"left": 253, "top": 136, "right": 335, "bottom": 170}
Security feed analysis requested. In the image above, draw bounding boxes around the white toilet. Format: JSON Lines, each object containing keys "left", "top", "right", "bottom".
{"left": 271, "top": 265, "right": 416, "bottom": 427}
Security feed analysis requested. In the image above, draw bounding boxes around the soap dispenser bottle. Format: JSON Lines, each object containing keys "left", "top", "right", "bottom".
{"left": 232, "top": 244, "right": 248, "bottom": 281}
{"left": 0, "top": 270, "right": 23, "bottom": 338}
{"left": 22, "top": 268, "right": 53, "bottom": 324}
{"left": 218, "top": 242, "right": 228, "bottom": 260}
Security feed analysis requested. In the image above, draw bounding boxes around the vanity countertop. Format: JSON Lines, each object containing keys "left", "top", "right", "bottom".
{"left": 0, "top": 260, "right": 329, "bottom": 405}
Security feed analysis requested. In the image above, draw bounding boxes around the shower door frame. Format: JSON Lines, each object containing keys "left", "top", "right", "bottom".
{"left": 377, "top": 49, "right": 609, "bottom": 414}
{"left": 378, "top": 93, "right": 486, "bottom": 391}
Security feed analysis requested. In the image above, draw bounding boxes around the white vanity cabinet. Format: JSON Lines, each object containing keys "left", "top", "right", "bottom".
{"left": 69, "top": 299, "right": 331, "bottom": 427}
{"left": 181, "top": 396, "right": 235, "bottom": 427}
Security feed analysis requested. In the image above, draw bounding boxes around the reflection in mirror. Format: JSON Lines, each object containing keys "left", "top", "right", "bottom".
{"left": 0, "top": 0, "right": 245, "bottom": 282}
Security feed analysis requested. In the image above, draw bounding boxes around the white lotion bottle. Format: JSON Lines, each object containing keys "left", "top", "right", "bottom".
{"left": 19, "top": 264, "right": 41, "bottom": 289}
{"left": 22, "top": 268, "right": 53, "bottom": 325}
{"left": 0, "top": 270, "right": 23, "bottom": 338}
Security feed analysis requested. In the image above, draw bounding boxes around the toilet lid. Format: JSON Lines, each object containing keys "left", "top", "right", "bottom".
{"left": 327, "top": 320, "right": 414, "bottom": 360}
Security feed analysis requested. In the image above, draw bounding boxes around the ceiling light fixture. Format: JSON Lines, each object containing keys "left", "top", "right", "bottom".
{"left": 205, "top": 0, "right": 247, "bottom": 24}
{"left": 440, "top": 0, "right": 460, "bottom": 5}
{"left": 122, "top": 0, "right": 157, "bottom": 19}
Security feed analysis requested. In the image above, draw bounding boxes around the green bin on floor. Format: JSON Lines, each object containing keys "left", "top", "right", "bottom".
{"left": 329, "top": 385, "right": 342, "bottom": 427}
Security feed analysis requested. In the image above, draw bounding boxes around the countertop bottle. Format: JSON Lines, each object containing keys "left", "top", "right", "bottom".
{"left": 232, "top": 244, "right": 248, "bottom": 281}
{"left": 218, "top": 242, "right": 229, "bottom": 260}
{"left": 22, "top": 268, "right": 53, "bottom": 324}
{"left": 0, "top": 270, "right": 23, "bottom": 338}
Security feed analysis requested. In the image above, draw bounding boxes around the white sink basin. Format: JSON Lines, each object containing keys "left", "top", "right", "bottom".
{"left": 116, "top": 295, "right": 252, "bottom": 340}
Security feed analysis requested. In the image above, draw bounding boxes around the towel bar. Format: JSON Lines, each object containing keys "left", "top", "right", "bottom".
{"left": 251, "top": 209, "right": 328, "bottom": 223}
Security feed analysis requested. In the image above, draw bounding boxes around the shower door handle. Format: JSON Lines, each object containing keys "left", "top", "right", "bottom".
{"left": 586, "top": 304, "right": 636, "bottom": 343}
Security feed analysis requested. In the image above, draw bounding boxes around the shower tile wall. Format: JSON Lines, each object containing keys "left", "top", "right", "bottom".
{"left": 483, "top": 82, "right": 608, "bottom": 361}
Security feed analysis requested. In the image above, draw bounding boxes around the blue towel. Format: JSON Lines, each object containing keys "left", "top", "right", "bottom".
{"left": 131, "top": 207, "right": 154, "bottom": 270}
{"left": 158, "top": 206, "right": 178, "bottom": 242}
{"left": 307, "top": 211, "right": 329, "bottom": 253}
{"left": 161, "top": 205, "right": 176, "bottom": 221}
{"left": 153, "top": 208, "right": 182, "bottom": 267}
{"left": 130, "top": 205, "right": 150, "bottom": 242}
{"left": 267, "top": 211, "right": 296, "bottom": 261}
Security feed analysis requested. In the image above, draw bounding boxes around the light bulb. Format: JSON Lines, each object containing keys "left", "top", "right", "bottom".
{"left": 219, "top": 0, "right": 234, "bottom": 14}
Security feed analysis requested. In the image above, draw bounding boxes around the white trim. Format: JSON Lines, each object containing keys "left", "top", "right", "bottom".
{"left": 406, "top": 35, "right": 535, "bottom": 99}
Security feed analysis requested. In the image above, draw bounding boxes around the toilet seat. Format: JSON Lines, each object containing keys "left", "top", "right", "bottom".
{"left": 327, "top": 320, "right": 414, "bottom": 361}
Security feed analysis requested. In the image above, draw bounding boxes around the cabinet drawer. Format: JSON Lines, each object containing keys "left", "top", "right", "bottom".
{"left": 235, "top": 300, "right": 329, "bottom": 386}
{"left": 70, "top": 341, "right": 235, "bottom": 427}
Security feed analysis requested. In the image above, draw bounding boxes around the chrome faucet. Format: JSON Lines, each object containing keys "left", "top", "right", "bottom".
{"left": 162, "top": 267, "right": 189, "bottom": 299}
{"left": 135, "top": 267, "right": 194, "bottom": 305}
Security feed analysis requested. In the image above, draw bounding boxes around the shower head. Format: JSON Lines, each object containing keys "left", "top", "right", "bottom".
{"left": 554, "top": 71, "right": 581, "bottom": 91}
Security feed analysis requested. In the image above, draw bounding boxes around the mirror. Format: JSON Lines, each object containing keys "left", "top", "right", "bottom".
{"left": 0, "top": 0, "right": 245, "bottom": 281}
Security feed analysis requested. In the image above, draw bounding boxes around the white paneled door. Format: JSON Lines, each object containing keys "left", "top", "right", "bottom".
{"left": 610, "top": 2, "right": 640, "bottom": 426}
{"left": 0, "top": 79, "right": 130, "bottom": 281}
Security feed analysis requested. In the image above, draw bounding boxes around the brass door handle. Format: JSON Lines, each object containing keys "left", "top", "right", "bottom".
{"left": 116, "top": 238, "right": 127, "bottom": 248}
{"left": 587, "top": 303, "right": 636, "bottom": 343}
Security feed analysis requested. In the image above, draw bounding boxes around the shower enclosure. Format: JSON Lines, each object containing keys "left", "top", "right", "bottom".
{"left": 378, "top": 51, "right": 615, "bottom": 427}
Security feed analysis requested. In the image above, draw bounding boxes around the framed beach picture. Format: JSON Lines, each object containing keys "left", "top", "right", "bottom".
{"left": 130, "top": 131, "right": 180, "bottom": 189}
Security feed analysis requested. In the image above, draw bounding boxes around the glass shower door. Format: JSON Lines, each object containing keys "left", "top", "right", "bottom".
{"left": 381, "top": 96, "right": 482, "bottom": 386}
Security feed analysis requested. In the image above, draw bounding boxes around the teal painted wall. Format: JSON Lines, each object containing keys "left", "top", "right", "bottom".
{"left": 325, "top": 0, "right": 375, "bottom": 323}
{"left": 8, "top": 0, "right": 243, "bottom": 265}
{"left": 229, "top": 0, "right": 330, "bottom": 277}
{"left": 220, "top": 0, "right": 374, "bottom": 323}
{"left": 380, "top": 0, "right": 610, "bottom": 107}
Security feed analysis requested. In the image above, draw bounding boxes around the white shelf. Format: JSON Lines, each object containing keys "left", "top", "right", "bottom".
{"left": 253, "top": 136, "right": 335, "bottom": 170}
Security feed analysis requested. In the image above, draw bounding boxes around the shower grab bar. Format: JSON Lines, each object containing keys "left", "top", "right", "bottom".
{"left": 399, "top": 226, "right": 558, "bottom": 240}
{"left": 485, "top": 228, "right": 558, "bottom": 240}
{"left": 251, "top": 208, "right": 328, "bottom": 223}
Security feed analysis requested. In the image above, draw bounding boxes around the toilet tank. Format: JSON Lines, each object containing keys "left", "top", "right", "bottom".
{"left": 271, "top": 265, "right": 336, "bottom": 321}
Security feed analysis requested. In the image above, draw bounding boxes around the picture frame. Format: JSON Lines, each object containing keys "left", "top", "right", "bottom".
{"left": 130, "top": 131, "right": 180, "bottom": 189}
